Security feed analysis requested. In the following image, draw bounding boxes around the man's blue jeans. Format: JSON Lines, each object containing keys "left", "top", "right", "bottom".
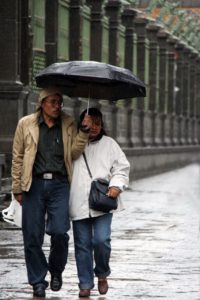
{"left": 22, "top": 177, "right": 70, "bottom": 286}
{"left": 73, "top": 213, "right": 112, "bottom": 289}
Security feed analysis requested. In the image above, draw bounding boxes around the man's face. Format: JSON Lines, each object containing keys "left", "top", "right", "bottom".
{"left": 41, "top": 94, "right": 63, "bottom": 119}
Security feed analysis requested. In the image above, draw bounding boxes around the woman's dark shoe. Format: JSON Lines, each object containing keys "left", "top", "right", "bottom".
{"left": 33, "top": 283, "right": 46, "bottom": 298}
{"left": 50, "top": 273, "right": 62, "bottom": 291}
{"left": 79, "top": 289, "right": 91, "bottom": 297}
{"left": 98, "top": 278, "right": 108, "bottom": 295}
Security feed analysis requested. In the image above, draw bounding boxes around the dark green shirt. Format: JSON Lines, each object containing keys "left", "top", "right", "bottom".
{"left": 33, "top": 116, "right": 67, "bottom": 176}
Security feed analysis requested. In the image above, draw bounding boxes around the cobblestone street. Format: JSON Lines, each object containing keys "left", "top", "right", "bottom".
{"left": 0, "top": 164, "right": 200, "bottom": 299}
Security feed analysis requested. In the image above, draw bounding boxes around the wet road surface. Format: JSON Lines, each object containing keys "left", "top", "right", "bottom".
{"left": 0, "top": 164, "right": 200, "bottom": 299}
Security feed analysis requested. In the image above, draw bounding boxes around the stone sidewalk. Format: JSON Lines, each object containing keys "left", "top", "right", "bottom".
{"left": 0, "top": 164, "right": 200, "bottom": 299}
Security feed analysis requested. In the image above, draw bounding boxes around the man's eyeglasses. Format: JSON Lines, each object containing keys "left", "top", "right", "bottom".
{"left": 44, "top": 99, "right": 63, "bottom": 107}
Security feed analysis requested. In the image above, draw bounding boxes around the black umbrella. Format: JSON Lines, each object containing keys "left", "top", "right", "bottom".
{"left": 35, "top": 61, "right": 146, "bottom": 101}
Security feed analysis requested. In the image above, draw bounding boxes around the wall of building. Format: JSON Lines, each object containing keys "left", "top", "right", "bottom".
{"left": 0, "top": 0, "right": 200, "bottom": 193}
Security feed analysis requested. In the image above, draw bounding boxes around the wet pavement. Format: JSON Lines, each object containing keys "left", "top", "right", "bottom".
{"left": 0, "top": 163, "right": 200, "bottom": 300}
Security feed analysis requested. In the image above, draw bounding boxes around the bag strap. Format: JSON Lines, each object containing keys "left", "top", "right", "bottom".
{"left": 82, "top": 152, "right": 93, "bottom": 179}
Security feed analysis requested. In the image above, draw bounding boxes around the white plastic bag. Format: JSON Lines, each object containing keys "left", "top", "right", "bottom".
{"left": 2, "top": 194, "right": 22, "bottom": 228}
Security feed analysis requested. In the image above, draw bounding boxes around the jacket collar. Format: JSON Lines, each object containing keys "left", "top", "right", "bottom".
{"left": 28, "top": 111, "right": 74, "bottom": 145}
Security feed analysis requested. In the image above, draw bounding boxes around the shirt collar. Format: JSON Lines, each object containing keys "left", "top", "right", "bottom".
{"left": 38, "top": 115, "right": 61, "bottom": 127}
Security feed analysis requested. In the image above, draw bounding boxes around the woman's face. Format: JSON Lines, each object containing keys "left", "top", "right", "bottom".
{"left": 83, "top": 115, "right": 102, "bottom": 140}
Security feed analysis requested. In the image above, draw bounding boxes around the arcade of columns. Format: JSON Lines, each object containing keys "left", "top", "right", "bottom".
{"left": 0, "top": 0, "right": 200, "bottom": 190}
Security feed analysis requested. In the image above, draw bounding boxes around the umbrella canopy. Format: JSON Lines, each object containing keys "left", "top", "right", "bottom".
{"left": 35, "top": 60, "right": 146, "bottom": 101}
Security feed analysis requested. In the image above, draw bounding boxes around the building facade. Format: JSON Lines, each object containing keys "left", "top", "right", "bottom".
{"left": 0, "top": 0, "right": 200, "bottom": 194}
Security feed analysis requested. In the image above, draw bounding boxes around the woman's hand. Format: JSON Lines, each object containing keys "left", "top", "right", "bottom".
{"left": 107, "top": 187, "right": 121, "bottom": 198}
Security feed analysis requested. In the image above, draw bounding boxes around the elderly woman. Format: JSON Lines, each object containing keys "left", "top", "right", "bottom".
{"left": 69, "top": 107, "right": 130, "bottom": 298}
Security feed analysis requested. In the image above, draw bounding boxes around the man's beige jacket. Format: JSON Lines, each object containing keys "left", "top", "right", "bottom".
{"left": 12, "top": 111, "right": 89, "bottom": 194}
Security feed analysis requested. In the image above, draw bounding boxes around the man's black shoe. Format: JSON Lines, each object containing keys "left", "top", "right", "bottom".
{"left": 33, "top": 283, "right": 46, "bottom": 298}
{"left": 50, "top": 273, "right": 62, "bottom": 291}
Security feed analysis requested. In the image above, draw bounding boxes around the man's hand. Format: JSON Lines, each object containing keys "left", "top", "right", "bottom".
{"left": 81, "top": 114, "right": 93, "bottom": 131}
{"left": 14, "top": 193, "right": 23, "bottom": 205}
{"left": 106, "top": 187, "right": 121, "bottom": 198}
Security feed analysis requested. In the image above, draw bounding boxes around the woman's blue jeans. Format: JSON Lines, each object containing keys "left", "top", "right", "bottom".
{"left": 22, "top": 177, "right": 70, "bottom": 286}
{"left": 73, "top": 213, "right": 113, "bottom": 289}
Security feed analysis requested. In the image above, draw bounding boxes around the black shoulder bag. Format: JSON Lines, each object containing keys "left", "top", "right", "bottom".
{"left": 82, "top": 152, "right": 118, "bottom": 213}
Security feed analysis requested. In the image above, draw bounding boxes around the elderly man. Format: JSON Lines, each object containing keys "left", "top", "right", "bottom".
{"left": 12, "top": 87, "right": 91, "bottom": 298}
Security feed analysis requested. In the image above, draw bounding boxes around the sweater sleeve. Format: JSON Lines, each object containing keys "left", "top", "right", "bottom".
{"left": 109, "top": 140, "right": 130, "bottom": 191}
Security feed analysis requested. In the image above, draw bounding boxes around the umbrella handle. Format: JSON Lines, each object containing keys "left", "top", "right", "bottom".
{"left": 86, "top": 86, "right": 91, "bottom": 115}
{"left": 86, "top": 98, "right": 90, "bottom": 115}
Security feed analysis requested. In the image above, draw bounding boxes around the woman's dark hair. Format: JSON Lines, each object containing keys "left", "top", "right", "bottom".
{"left": 79, "top": 107, "right": 107, "bottom": 136}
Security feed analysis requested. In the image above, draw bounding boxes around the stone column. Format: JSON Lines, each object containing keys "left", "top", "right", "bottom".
{"left": 104, "top": 0, "right": 122, "bottom": 140}
{"left": 146, "top": 22, "right": 162, "bottom": 146}
{"left": 189, "top": 50, "right": 196, "bottom": 118}
{"left": 121, "top": 8, "right": 138, "bottom": 71}
{"left": 182, "top": 45, "right": 191, "bottom": 144}
{"left": 196, "top": 56, "right": 200, "bottom": 144}
{"left": 86, "top": 0, "right": 104, "bottom": 61}
{"left": 156, "top": 29, "right": 169, "bottom": 146}
{"left": 175, "top": 41, "right": 185, "bottom": 145}
{"left": 185, "top": 46, "right": 193, "bottom": 144}
{"left": 0, "top": 154, "right": 5, "bottom": 193}
{"left": 134, "top": 16, "right": 149, "bottom": 146}
{"left": 121, "top": 7, "right": 138, "bottom": 147}
{"left": 68, "top": 0, "right": 85, "bottom": 119}
{"left": 105, "top": 0, "right": 121, "bottom": 66}
{"left": 69, "top": 0, "right": 84, "bottom": 60}
{"left": 45, "top": 0, "right": 58, "bottom": 66}
{"left": 0, "top": 0, "right": 26, "bottom": 159}
{"left": 166, "top": 35, "right": 178, "bottom": 145}
{"left": 189, "top": 49, "right": 198, "bottom": 144}
{"left": 21, "top": 0, "right": 33, "bottom": 86}
{"left": 98, "top": 102, "right": 116, "bottom": 139}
